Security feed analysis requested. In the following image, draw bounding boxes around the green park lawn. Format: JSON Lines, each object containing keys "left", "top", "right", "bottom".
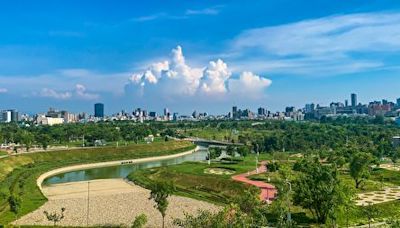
{"left": 0, "top": 150, "right": 7, "bottom": 156}
{"left": 128, "top": 154, "right": 269, "bottom": 204}
{"left": 0, "top": 140, "right": 195, "bottom": 225}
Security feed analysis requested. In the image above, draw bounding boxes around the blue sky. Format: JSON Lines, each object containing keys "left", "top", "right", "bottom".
{"left": 1, "top": 0, "right": 400, "bottom": 115}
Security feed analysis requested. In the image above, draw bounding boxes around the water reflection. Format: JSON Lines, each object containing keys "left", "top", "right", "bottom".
{"left": 43, "top": 149, "right": 208, "bottom": 185}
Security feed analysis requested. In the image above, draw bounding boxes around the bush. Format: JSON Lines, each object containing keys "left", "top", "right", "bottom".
{"left": 8, "top": 194, "right": 21, "bottom": 214}
{"left": 266, "top": 162, "right": 280, "bottom": 172}
{"left": 131, "top": 213, "right": 147, "bottom": 228}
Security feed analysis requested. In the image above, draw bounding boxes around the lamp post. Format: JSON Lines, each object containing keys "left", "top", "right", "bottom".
{"left": 285, "top": 179, "right": 292, "bottom": 223}
{"left": 87, "top": 181, "right": 90, "bottom": 227}
{"left": 256, "top": 143, "right": 260, "bottom": 174}
{"left": 208, "top": 148, "right": 211, "bottom": 165}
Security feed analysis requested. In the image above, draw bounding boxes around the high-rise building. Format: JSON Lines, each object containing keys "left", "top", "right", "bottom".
{"left": 351, "top": 93, "right": 357, "bottom": 107}
{"left": 94, "top": 103, "right": 104, "bottom": 118}
{"left": 345, "top": 99, "right": 349, "bottom": 107}
{"left": 257, "top": 107, "right": 266, "bottom": 116}
{"left": 232, "top": 106, "right": 238, "bottom": 119}
{"left": 397, "top": 98, "right": 400, "bottom": 107}
{"left": 163, "top": 108, "right": 169, "bottom": 116}
{"left": 305, "top": 103, "right": 315, "bottom": 113}
{"left": 0, "top": 109, "right": 18, "bottom": 122}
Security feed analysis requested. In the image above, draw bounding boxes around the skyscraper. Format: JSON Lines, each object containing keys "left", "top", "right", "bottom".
{"left": 232, "top": 106, "right": 238, "bottom": 119}
{"left": 94, "top": 103, "right": 104, "bottom": 118}
{"left": 351, "top": 93, "right": 357, "bottom": 107}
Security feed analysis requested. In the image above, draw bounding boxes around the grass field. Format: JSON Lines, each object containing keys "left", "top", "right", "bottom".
{"left": 0, "top": 140, "right": 195, "bottom": 225}
{"left": 0, "top": 150, "right": 7, "bottom": 156}
{"left": 128, "top": 154, "right": 271, "bottom": 204}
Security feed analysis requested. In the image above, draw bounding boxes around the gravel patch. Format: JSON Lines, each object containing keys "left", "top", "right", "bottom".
{"left": 15, "top": 179, "right": 220, "bottom": 227}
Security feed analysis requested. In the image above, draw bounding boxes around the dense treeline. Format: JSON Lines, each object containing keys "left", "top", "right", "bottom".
{"left": 1, "top": 118, "right": 399, "bottom": 156}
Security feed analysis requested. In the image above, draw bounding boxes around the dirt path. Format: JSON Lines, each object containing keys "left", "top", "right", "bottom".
{"left": 232, "top": 161, "right": 277, "bottom": 202}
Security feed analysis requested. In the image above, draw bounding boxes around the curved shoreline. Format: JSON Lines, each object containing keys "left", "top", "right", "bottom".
{"left": 37, "top": 146, "right": 199, "bottom": 193}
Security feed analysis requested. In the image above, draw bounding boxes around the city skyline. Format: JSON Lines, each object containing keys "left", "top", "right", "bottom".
{"left": 1, "top": 1, "right": 400, "bottom": 114}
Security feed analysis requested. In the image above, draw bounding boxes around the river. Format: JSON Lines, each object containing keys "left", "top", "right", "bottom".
{"left": 43, "top": 149, "right": 208, "bottom": 185}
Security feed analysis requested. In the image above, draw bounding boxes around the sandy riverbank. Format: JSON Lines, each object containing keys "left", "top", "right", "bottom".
{"left": 15, "top": 179, "right": 219, "bottom": 227}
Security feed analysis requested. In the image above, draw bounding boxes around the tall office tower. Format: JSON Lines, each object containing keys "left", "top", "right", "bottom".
{"left": 304, "top": 103, "right": 315, "bottom": 113}
{"left": 382, "top": 99, "right": 388, "bottom": 105}
{"left": 345, "top": 99, "right": 349, "bottom": 107}
{"left": 94, "top": 103, "right": 104, "bottom": 118}
{"left": 257, "top": 107, "right": 266, "bottom": 116}
{"left": 397, "top": 98, "right": 400, "bottom": 107}
{"left": 9, "top": 109, "right": 18, "bottom": 122}
{"left": 232, "top": 106, "right": 238, "bottom": 119}
{"left": 351, "top": 93, "right": 357, "bottom": 107}
{"left": 163, "top": 108, "right": 169, "bottom": 116}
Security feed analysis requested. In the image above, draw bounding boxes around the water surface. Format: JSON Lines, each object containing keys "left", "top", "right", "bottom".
{"left": 43, "top": 149, "right": 208, "bottom": 185}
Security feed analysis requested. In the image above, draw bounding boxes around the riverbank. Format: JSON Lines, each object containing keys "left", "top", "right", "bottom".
{"left": 15, "top": 179, "right": 220, "bottom": 227}
{"left": 37, "top": 146, "right": 198, "bottom": 192}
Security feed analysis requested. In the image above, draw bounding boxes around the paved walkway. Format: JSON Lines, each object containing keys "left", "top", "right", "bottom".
{"left": 232, "top": 161, "right": 277, "bottom": 202}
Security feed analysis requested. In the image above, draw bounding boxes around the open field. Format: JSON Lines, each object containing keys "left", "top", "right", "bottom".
{"left": 15, "top": 179, "right": 219, "bottom": 227}
{"left": 0, "top": 141, "right": 195, "bottom": 225}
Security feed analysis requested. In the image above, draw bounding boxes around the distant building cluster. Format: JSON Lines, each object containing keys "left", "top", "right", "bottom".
{"left": 3, "top": 93, "right": 400, "bottom": 125}
{"left": 304, "top": 93, "right": 400, "bottom": 120}
{"left": 35, "top": 108, "right": 87, "bottom": 126}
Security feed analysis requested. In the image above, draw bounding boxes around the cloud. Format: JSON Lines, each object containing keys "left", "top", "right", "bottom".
{"left": 229, "top": 72, "right": 272, "bottom": 98}
{"left": 125, "top": 46, "right": 271, "bottom": 103}
{"left": 132, "top": 5, "right": 222, "bottom": 22}
{"left": 75, "top": 84, "right": 100, "bottom": 100}
{"left": 185, "top": 6, "right": 222, "bottom": 15}
{"left": 38, "top": 84, "right": 99, "bottom": 100}
{"left": 0, "top": 88, "right": 8, "bottom": 93}
{"left": 229, "top": 12, "right": 400, "bottom": 76}
{"left": 199, "top": 59, "right": 231, "bottom": 94}
{"left": 132, "top": 13, "right": 169, "bottom": 22}
{"left": 39, "top": 88, "right": 72, "bottom": 100}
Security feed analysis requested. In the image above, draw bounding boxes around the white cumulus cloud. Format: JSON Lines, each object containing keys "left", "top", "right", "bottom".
{"left": 125, "top": 46, "right": 272, "bottom": 103}
{"left": 0, "top": 88, "right": 8, "bottom": 93}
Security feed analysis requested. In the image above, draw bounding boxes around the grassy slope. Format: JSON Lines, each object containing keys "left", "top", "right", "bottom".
{"left": 0, "top": 141, "right": 195, "bottom": 225}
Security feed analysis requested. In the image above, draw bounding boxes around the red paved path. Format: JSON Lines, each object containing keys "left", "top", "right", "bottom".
{"left": 232, "top": 161, "right": 277, "bottom": 202}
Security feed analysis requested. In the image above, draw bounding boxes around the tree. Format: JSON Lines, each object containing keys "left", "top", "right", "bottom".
{"left": 44, "top": 207, "right": 66, "bottom": 226}
{"left": 208, "top": 147, "right": 222, "bottom": 160}
{"left": 361, "top": 203, "right": 379, "bottom": 228}
{"left": 131, "top": 213, "right": 148, "bottom": 228}
{"left": 237, "top": 146, "right": 249, "bottom": 157}
{"left": 293, "top": 158, "right": 351, "bottom": 224}
{"left": 350, "top": 152, "right": 373, "bottom": 189}
{"left": 36, "top": 133, "right": 51, "bottom": 150}
{"left": 390, "top": 148, "right": 400, "bottom": 167}
{"left": 20, "top": 131, "right": 34, "bottom": 152}
{"left": 149, "top": 182, "right": 173, "bottom": 228}
{"left": 226, "top": 145, "right": 235, "bottom": 160}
